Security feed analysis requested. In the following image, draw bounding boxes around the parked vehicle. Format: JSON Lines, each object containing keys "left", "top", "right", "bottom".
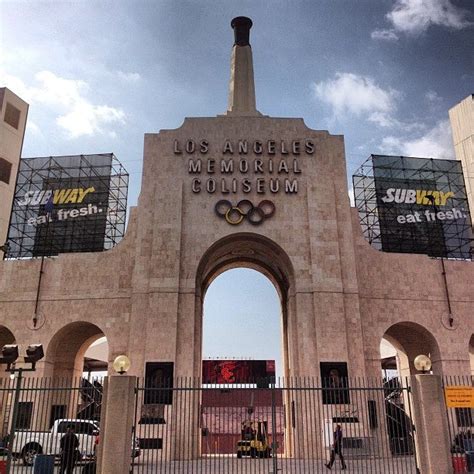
{"left": 237, "top": 420, "right": 271, "bottom": 458}
{"left": 11, "top": 418, "right": 140, "bottom": 466}
{"left": 11, "top": 419, "right": 99, "bottom": 466}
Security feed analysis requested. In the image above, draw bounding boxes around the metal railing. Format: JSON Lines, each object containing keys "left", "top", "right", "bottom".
{"left": 0, "top": 376, "right": 102, "bottom": 473}
{"left": 131, "top": 377, "right": 418, "bottom": 473}
{"left": 443, "top": 375, "right": 474, "bottom": 474}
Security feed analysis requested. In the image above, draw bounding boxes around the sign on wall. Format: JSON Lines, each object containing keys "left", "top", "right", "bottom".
{"left": 353, "top": 155, "right": 472, "bottom": 259}
{"left": 202, "top": 359, "right": 275, "bottom": 385}
{"left": 445, "top": 386, "right": 474, "bottom": 408}
{"left": 5, "top": 154, "right": 128, "bottom": 258}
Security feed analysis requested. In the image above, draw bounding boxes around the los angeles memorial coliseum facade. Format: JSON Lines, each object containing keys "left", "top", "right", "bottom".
{"left": 1, "top": 19, "right": 473, "bottom": 386}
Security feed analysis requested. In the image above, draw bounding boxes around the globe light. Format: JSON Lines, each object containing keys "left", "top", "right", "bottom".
{"left": 113, "top": 355, "right": 131, "bottom": 375}
{"left": 414, "top": 355, "right": 432, "bottom": 374}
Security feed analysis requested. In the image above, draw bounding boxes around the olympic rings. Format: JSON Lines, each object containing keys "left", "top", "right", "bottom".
{"left": 214, "top": 199, "right": 275, "bottom": 225}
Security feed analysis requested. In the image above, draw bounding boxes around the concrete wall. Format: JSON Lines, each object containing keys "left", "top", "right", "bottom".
{"left": 0, "top": 114, "right": 473, "bottom": 380}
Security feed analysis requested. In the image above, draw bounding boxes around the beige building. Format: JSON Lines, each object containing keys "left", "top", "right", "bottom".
{"left": 450, "top": 94, "right": 474, "bottom": 225}
{"left": 0, "top": 19, "right": 473, "bottom": 386}
{"left": 0, "top": 88, "right": 28, "bottom": 258}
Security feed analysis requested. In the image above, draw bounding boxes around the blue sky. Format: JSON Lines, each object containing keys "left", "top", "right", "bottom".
{"left": 1, "top": 0, "right": 473, "bottom": 372}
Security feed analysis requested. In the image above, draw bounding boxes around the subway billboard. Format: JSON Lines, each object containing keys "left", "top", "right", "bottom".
{"left": 354, "top": 155, "right": 472, "bottom": 259}
{"left": 6, "top": 154, "right": 128, "bottom": 258}
{"left": 202, "top": 360, "right": 276, "bottom": 385}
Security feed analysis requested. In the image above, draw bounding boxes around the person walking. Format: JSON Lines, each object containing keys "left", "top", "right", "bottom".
{"left": 325, "top": 424, "right": 347, "bottom": 470}
{"left": 60, "top": 425, "right": 80, "bottom": 474}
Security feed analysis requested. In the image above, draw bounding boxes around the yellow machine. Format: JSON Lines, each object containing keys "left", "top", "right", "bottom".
{"left": 236, "top": 420, "right": 271, "bottom": 458}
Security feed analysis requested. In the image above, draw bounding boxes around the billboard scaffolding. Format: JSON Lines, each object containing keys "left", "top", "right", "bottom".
{"left": 6, "top": 153, "right": 128, "bottom": 259}
{"left": 353, "top": 155, "right": 472, "bottom": 259}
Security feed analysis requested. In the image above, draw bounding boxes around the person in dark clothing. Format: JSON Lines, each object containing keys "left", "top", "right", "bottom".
{"left": 325, "top": 424, "right": 347, "bottom": 470}
{"left": 60, "top": 425, "right": 80, "bottom": 474}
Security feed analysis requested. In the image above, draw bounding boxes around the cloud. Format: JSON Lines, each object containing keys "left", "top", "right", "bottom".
{"left": 312, "top": 73, "right": 399, "bottom": 127}
{"left": 116, "top": 71, "right": 141, "bottom": 83}
{"left": 380, "top": 119, "right": 454, "bottom": 158}
{"left": 424, "top": 89, "right": 442, "bottom": 104}
{"left": 348, "top": 187, "right": 355, "bottom": 207}
{"left": 386, "top": 0, "right": 473, "bottom": 35}
{"left": 371, "top": 29, "right": 399, "bottom": 41}
{"left": 56, "top": 102, "right": 125, "bottom": 138}
{"left": 26, "top": 120, "right": 43, "bottom": 138}
{"left": 0, "top": 70, "right": 125, "bottom": 138}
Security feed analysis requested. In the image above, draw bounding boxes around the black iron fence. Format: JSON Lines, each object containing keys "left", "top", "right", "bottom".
{"left": 0, "top": 376, "right": 102, "bottom": 473}
{"left": 443, "top": 375, "right": 474, "bottom": 474}
{"left": 131, "top": 377, "right": 418, "bottom": 473}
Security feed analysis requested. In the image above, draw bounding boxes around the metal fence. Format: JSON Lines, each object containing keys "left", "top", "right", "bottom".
{"left": 0, "top": 375, "right": 102, "bottom": 473}
{"left": 131, "top": 377, "right": 418, "bottom": 473}
{"left": 443, "top": 375, "right": 474, "bottom": 474}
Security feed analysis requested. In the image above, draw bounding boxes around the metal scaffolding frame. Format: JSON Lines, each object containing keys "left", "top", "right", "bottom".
{"left": 352, "top": 155, "right": 472, "bottom": 260}
{"left": 5, "top": 153, "right": 128, "bottom": 259}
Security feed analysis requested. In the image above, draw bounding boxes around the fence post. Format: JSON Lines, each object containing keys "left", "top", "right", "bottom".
{"left": 410, "top": 375, "right": 451, "bottom": 474}
{"left": 98, "top": 375, "right": 136, "bottom": 474}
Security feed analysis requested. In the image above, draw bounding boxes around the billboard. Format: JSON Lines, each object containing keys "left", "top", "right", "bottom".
{"left": 6, "top": 154, "right": 128, "bottom": 258}
{"left": 354, "top": 155, "right": 472, "bottom": 259}
{"left": 202, "top": 360, "right": 276, "bottom": 385}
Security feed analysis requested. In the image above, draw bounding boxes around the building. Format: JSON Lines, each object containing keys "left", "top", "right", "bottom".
{"left": 450, "top": 94, "right": 474, "bottom": 226}
{"left": 0, "top": 88, "right": 28, "bottom": 258}
{"left": 0, "top": 18, "right": 472, "bottom": 473}
{"left": 0, "top": 17, "right": 473, "bottom": 383}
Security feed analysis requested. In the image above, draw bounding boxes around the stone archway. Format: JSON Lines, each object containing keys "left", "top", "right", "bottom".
{"left": 0, "top": 325, "right": 15, "bottom": 350}
{"left": 44, "top": 321, "right": 107, "bottom": 379}
{"left": 0, "top": 326, "right": 16, "bottom": 439}
{"left": 469, "top": 335, "right": 474, "bottom": 376}
{"left": 194, "top": 232, "right": 295, "bottom": 379}
{"left": 0, "top": 325, "right": 15, "bottom": 382}
{"left": 383, "top": 322, "right": 442, "bottom": 376}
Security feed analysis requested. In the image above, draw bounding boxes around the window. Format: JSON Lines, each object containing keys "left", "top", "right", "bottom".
{"left": 49, "top": 405, "right": 67, "bottom": 428}
{"left": 76, "top": 421, "right": 97, "bottom": 435}
{"left": 17, "top": 402, "right": 33, "bottom": 429}
{"left": 57, "top": 421, "right": 69, "bottom": 433}
{"left": 0, "top": 158, "right": 12, "bottom": 184}
{"left": 4, "top": 102, "right": 21, "bottom": 129}
{"left": 57, "top": 421, "right": 98, "bottom": 434}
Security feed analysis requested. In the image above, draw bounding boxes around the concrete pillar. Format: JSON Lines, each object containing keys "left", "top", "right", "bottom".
{"left": 99, "top": 375, "right": 136, "bottom": 474}
{"left": 225, "top": 17, "right": 261, "bottom": 117}
{"left": 410, "top": 375, "right": 451, "bottom": 474}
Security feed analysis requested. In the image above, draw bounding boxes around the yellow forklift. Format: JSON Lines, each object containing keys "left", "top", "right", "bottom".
{"left": 236, "top": 420, "right": 271, "bottom": 458}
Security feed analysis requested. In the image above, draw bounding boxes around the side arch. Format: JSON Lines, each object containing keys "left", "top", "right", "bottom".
{"left": 44, "top": 321, "right": 107, "bottom": 379}
{"left": 469, "top": 334, "right": 474, "bottom": 376}
{"left": 0, "top": 325, "right": 15, "bottom": 349}
{"left": 383, "top": 321, "right": 442, "bottom": 375}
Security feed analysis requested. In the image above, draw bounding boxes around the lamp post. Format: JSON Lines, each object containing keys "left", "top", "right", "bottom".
{"left": 0, "top": 344, "right": 44, "bottom": 473}
{"left": 414, "top": 354, "right": 432, "bottom": 374}
{"left": 112, "top": 355, "right": 131, "bottom": 375}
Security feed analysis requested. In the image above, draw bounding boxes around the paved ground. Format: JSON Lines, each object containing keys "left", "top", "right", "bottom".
{"left": 130, "top": 457, "right": 417, "bottom": 473}
{"left": 6, "top": 456, "right": 417, "bottom": 473}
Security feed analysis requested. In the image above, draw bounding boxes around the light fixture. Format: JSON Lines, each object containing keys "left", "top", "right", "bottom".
{"left": 24, "top": 344, "right": 44, "bottom": 367}
{"left": 414, "top": 354, "right": 432, "bottom": 374}
{"left": 0, "top": 344, "right": 19, "bottom": 369}
{"left": 113, "top": 355, "right": 131, "bottom": 375}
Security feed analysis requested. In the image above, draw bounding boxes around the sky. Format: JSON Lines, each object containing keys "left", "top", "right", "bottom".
{"left": 1, "top": 0, "right": 473, "bottom": 373}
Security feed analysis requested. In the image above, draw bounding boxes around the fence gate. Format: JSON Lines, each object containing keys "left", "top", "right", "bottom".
{"left": 0, "top": 375, "right": 102, "bottom": 473}
{"left": 443, "top": 375, "right": 474, "bottom": 473}
{"left": 131, "top": 377, "right": 418, "bottom": 473}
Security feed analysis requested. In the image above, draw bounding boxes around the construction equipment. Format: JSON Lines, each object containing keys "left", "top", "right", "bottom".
{"left": 236, "top": 420, "right": 271, "bottom": 458}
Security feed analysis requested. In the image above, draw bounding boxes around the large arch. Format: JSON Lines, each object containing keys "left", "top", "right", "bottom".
{"left": 382, "top": 321, "right": 442, "bottom": 376}
{"left": 44, "top": 321, "right": 107, "bottom": 379}
{"left": 195, "top": 232, "right": 295, "bottom": 378}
